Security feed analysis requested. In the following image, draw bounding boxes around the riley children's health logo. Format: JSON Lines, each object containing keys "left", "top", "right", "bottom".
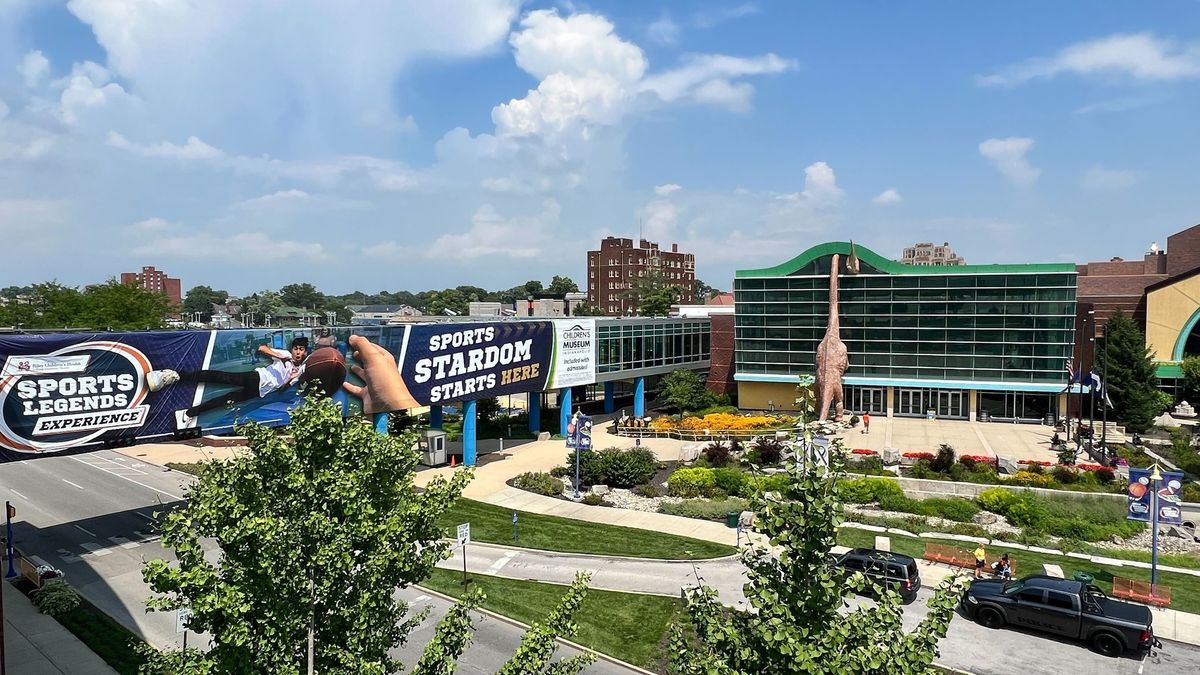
{"left": 0, "top": 342, "right": 152, "bottom": 453}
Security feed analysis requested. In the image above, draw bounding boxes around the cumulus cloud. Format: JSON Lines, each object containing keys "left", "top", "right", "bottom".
{"left": 977, "top": 33, "right": 1200, "bottom": 86}
{"left": 232, "top": 189, "right": 310, "bottom": 210}
{"left": 131, "top": 231, "right": 326, "bottom": 260}
{"left": 19, "top": 50, "right": 50, "bottom": 88}
{"left": 106, "top": 131, "right": 223, "bottom": 160}
{"left": 1081, "top": 165, "right": 1137, "bottom": 190}
{"left": 510, "top": 10, "right": 647, "bottom": 83}
{"left": 764, "top": 161, "right": 845, "bottom": 232}
{"left": 56, "top": 62, "right": 140, "bottom": 125}
{"left": 654, "top": 183, "right": 682, "bottom": 196}
{"left": 427, "top": 199, "right": 561, "bottom": 260}
{"left": 639, "top": 199, "right": 680, "bottom": 242}
{"left": 979, "top": 137, "right": 1040, "bottom": 186}
{"left": 639, "top": 53, "right": 795, "bottom": 110}
{"left": 872, "top": 188, "right": 903, "bottom": 205}
{"left": 126, "top": 217, "right": 179, "bottom": 232}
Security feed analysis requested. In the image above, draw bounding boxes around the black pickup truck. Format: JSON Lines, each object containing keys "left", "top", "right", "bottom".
{"left": 962, "top": 575, "right": 1160, "bottom": 657}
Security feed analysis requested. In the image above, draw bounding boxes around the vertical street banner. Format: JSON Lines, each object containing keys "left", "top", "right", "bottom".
{"left": 1127, "top": 467, "right": 1185, "bottom": 524}
{"left": 546, "top": 319, "right": 596, "bottom": 390}
{"left": 565, "top": 412, "right": 592, "bottom": 450}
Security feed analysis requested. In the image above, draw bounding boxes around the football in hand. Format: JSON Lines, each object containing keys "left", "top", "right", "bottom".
{"left": 300, "top": 347, "right": 347, "bottom": 397}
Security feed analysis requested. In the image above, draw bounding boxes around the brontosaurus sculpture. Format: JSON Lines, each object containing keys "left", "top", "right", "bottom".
{"left": 815, "top": 253, "right": 851, "bottom": 421}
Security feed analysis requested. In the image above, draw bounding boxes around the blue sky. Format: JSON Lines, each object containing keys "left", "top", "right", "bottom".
{"left": 1, "top": 1, "right": 1198, "bottom": 297}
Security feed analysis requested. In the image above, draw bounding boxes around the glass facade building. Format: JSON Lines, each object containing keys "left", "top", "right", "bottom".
{"left": 734, "top": 242, "right": 1077, "bottom": 421}
{"left": 595, "top": 318, "right": 711, "bottom": 380}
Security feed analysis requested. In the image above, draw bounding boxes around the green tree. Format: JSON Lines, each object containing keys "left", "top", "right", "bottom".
{"left": 694, "top": 279, "right": 720, "bottom": 303}
{"left": 668, "top": 437, "right": 961, "bottom": 674}
{"left": 1181, "top": 355, "right": 1200, "bottom": 402}
{"left": 571, "top": 303, "right": 605, "bottom": 317}
{"left": 79, "top": 280, "right": 174, "bottom": 330}
{"left": 244, "top": 290, "right": 283, "bottom": 324}
{"left": 279, "top": 283, "right": 325, "bottom": 310}
{"left": 476, "top": 397, "right": 501, "bottom": 423}
{"left": 24, "top": 282, "right": 84, "bottom": 328}
{"left": 660, "top": 369, "right": 715, "bottom": 412}
{"left": 547, "top": 275, "right": 579, "bottom": 295}
{"left": 142, "top": 398, "right": 592, "bottom": 675}
{"left": 427, "top": 288, "right": 468, "bottom": 316}
{"left": 183, "top": 285, "right": 228, "bottom": 320}
{"left": 1097, "top": 310, "right": 1162, "bottom": 433}
{"left": 629, "top": 271, "right": 681, "bottom": 317}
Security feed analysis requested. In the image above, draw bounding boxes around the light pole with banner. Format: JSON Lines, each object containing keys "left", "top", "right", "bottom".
{"left": 1127, "top": 464, "right": 1185, "bottom": 594}
{"left": 566, "top": 410, "right": 592, "bottom": 499}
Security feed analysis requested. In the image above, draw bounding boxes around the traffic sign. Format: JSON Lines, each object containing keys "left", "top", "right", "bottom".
{"left": 456, "top": 522, "right": 471, "bottom": 548}
{"left": 176, "top": 607, "right": 192, "bottom": 634}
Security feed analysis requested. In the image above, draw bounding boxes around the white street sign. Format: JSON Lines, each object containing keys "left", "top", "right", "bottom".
{"left": 456, "top": 522, "right": 471, "bottom": 548}
{"left": 176, "top": 607, "right": 192, "bottom": 634}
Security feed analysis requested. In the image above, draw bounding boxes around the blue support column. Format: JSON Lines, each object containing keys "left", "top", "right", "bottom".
{"left": 528, "top": 393, "right": 541, "bottom": 434}
{"left": 559, "top": 388, "right": 573, "bottom": 436}
{"left": 463, "top": 400, "right": 477, "bottom": 467}
{"left": 603, "top": 381, "right": 615, "bottom": 414}
{"left": 429, "top": 404, "right": 443, "bottom": 429}
{"left": 373, "top": 412, "right": 389, "bottom": 435}
{"left": 634, "top": 377, "right": 645, "bottom": 417}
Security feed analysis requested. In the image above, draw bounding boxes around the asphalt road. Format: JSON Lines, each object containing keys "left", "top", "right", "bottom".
{"left": 4, "top": 450, "right": 1200, "bottom": 674}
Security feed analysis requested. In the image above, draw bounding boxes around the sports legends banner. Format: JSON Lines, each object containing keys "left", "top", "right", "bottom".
{"left": 0, "top": 320, "right": 596, "bottom": 460}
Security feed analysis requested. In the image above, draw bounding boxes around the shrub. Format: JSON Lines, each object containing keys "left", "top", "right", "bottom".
{"left": 906, "top": 460, "right": 935, "bottom": 479}
{"left": 581, "top": 493, "right": 605, "bottom": 506}
{"left": 751, "top": 436, "right": 784, "bottom": 465}
{"left": 1051, "top": 466, "right": 1079, "bottom": 484}
{"left": 712, "top": 468, "right": 750, "bottom": 497}
{"left": 570, "top": 449, "right": 607, "bottom": 485}
{"left": 32, "top": 580, "right": 80, "bottom": 617}
{"left": 658, "top": 497, "right": 749, "bottom": 521}
{"left": 958, "top": 455, "right": 978, "bottom": 471}
{"left": 549, "top": 466, "right": 570, "bottom": 478}
{"left": 703, "top": 442, "right": 732, "bottom": 467}
{"left": 877, "top": 491, "right": 918, "bottom": 514}
{"left": 1012, "top": 470, "right": 1054, "bottom": 486}
{"left": 601, "top": 447, "right": 657, "bottom": 488}
{"left": 918, "top": 497, "right": 980, "bottom": 523}
{"left": 849, "top": 455, "right": 888, "bottom": 475}
{"left": 512, "top": 472, "right": 563, "bottom": 496}
{"left": 946, "top": 463, "right": 967, "bottom": 482}
{"left": 930, "top": 444, "right": 956, "bottom": 473}
{"left": 668, "top": 467, "right": 717, "bottom": 498}
{"left": 1057, "top": 447, "right": 1078, "bottom": 466}
{"left": 1182, "top": 482, "right": 1200, "bottom": 502}
{"left": 750, "top": 473, "right": 791, "bottom": 494}
{"left": 840, "top": 477, "right": 905, "bottom": 504}
{"left": 632, "top": 484, "right": 661, "bottom": 498}
{"left": 977, "top": 487, "right": 1021, "bottom": 513}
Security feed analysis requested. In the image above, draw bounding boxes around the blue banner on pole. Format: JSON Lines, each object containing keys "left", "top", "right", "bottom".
{"left": 1127, "top": 467, "right": 1185, "bottom": 524}
{"left": 565, "top": 412, "right": 592, "bottom": 450}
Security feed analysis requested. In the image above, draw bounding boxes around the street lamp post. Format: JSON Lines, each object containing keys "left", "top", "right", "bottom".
{"left": 1150, "top": 463, "right": 1163, "bottom": 593}
{"left": 1100, "top": 324, "right": 1109, "bottom": 457}
{"left": 1088, "top": 311, "right": 1097, "bottom": 444}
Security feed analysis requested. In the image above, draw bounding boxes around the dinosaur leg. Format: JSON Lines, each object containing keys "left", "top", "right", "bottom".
{"left": 818, "top": 385, "right": 834, "bottom": 422}
{"left": 833, "top": 382, "right": 845, "bottom": 421}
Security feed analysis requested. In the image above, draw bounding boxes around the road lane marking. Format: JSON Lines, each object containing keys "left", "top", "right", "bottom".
{"left": 74, "top": 525, "right": 97, "bottom": 537}
{"left": 486, "top": 551, "right": 518, "bottom": 576}
{"left": 70, "top": 456, "right": 183, "bottom": 501}
{"left": 56, "top": 548, "right": 82, "bottom": 564}
{"left": 413, "top": 595, "right": 430, "bottom": 603}
{"left": 80, "top": 542, "right": 111, "bottom": 556}
{"left": 108, "top": 536, "right": 140, "bottom": 550}
{"left": 63, "top": 479, "right": 85, "bottom": 490}
{"left": 11, "top": 489, "right": 27, "bottom": 500}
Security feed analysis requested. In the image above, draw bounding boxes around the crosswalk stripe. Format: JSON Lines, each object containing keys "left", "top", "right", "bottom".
{"left": 80, "top": 542, "right": 111, "bottom": 556}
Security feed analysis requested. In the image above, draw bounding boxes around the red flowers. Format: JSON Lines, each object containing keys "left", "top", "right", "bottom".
{"left": 902, "top": 452, "right": 935, "bottom": 459}
{"left": 851, "top": 448, "right": 878, "bottom": 455}
{"left": 959, "top": 455, "right": 997, "bottom": 464}
{"left": 1017, "top": 459, "right": 1052, "bottom": 466}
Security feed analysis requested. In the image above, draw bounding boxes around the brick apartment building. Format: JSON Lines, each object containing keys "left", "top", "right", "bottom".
{"left": 586, "top": 237, "right": 696, "bottom": 315}
{"left": 119, "top": 265, "right": 182, "bottom": 306}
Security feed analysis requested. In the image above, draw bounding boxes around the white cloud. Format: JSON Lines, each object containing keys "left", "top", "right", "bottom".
{"left": 872, "top": 188, "right": 903, "bottom": 205}
{"left": 126, "top": 217, "right": 179, "bottom": 232}
{"left": 654, "top": 183, "right": 682, "bottom": 196}
{"left": 233, "top": 189, "right": 310, "bottom": 210}
{"left": 977, "top": 33, "right": 1200, "bottom": 86}
{"left": 639, "top": 53, "right": 795, "bottom": 111}
{"left": 359, "top": 110, "right": 419, "bottom": 135}
{"left": 106, "top": 131, "right": 224, "bottom": 160}
{"left": 427, "top": 199, "right": 561, "bottom": 260}
{"left": 639, "top": 199, "right": 679, "bottom": 242}
{"left": 131, "top": 231, "right": 326, "bottom": 260}
{"left": 1081, "top": 165, "right": 1137, "bottom": 190}
{"left": 647, "top": 14, "right": 680, "bottom": 45}
{"left": 56, "top": 62, "right": 140, "bottom": 125}
{"left": 19, "top": 50, "right": 50, "bottom": 88}
{"left": 510, "top": 10, "right": 647, "bottom": 83}
{"left": 979, "top": 137, "right": 1040, "bottom": 186}
{"left": 692, "top": 3, "right": 760, "bottom": 29}
{"left": 764, "top": 161, "right": 845, "bottom": 232}
{"left": 361, "top": 241, "right": 407, "bottom": 259}
{"left": 1073, "top": 97, "right": 1161, "bottom": 115}
{"left": 799, "top": 161, "right": 845, "bottom": 205}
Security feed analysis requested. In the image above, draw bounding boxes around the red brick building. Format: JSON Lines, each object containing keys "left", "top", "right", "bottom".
{"left": 120, "top": 265, "right": 182, "bottom": 306}
{"left": 586, "top": 237, "right": 695, "bottom": 316}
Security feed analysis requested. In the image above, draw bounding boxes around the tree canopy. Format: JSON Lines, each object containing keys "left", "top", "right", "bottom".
{"left": 183, "top": 285, "right": 228, "bottom": 320}
{"left": 1096, "top": 309, "right": 1162, "bottom": 433}
{"left": 659, "top": 369, "right": 716, "bottom": 413}
{"left": 0, "top": 280, "right": 174, "bottom": 330}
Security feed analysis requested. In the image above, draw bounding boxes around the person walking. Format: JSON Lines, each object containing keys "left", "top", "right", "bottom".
{"left": 863, "top": 412, "right": 871, "bottom": 434}
{"left": 974, "top": 544, "right": 987, "bottom": 579}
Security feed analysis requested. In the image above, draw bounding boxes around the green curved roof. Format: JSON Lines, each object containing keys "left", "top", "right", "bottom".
{"left": 735, "top": 241, "right": 1078, "bottom": 278}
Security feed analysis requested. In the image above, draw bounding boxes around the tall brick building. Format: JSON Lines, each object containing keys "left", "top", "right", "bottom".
{"left": 586, "top": 237, "right": 695, "bottom": 316}
{"left": 120, "top": 265, "right": 182, "bottom": 306}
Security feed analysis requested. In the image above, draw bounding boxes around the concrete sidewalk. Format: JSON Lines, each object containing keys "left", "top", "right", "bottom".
{"left": 3, "top": 580, "right": 117, "bottom": 674}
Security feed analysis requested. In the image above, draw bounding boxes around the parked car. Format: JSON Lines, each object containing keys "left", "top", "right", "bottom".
{"left": 828, "top": 548, "right": 922, "bottom": 603}
{"left": 961, "top": 575, "right": 1159, "bottom": 657}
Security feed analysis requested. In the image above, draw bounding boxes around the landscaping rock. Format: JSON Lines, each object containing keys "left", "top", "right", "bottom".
{"left": 882, "top": 448, "right": 900, "bottom": 465}
{"left": 997, "top": 457, "right": 1019, "bottom": 475}
{"left": 973, "top": 512, "right": 999, "bottom": 526}
{"left": 680, "top": 444, "right": 703, "bottom": 463}
{"left": 739, "top": 511, "right": 755, "bottom": 529}
{"left": 1108, "top": 534, "right": 1124, "bottom": 545}
{"left": 591, "top": 485, "right": 610, "bottom": 496}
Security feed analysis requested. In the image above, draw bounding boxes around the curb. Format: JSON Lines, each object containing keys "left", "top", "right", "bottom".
{"left": 413, "top": 583, "right": 657, "bottom": 675}
{"left": 447, "top": 538, "right": 741, "bottom": 563}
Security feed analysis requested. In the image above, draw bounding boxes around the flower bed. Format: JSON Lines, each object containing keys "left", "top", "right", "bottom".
{"left": 902, "top": 452, "right": 934, "bottom": 460}
{"left": 650, "top": 412, "right": 794, "bottom": 432}
{"left": 851, "top": 448, "right": 877, "bottom": 456}
{"left": 1018, "top": 459, "right": 1052, "bottom": 467}
{"left": 959, "top": 455, "right": 997, "bottom": 465}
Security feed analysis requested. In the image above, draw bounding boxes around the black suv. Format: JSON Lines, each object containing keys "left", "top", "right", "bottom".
{"left": 829, "top": 548, "right": 922, "bottom": 603}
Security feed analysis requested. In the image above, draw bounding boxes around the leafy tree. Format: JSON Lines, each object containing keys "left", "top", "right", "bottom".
{"left": 427, "top": 288, "right": 469, "bottom": 316}
{"left": 24, "top": 282, "right": 83, "bottom": 328}
{"left": 454, "top": 285, "right": 490, "bottom": 303}
{"left": 244, "top": 290, "right": 283, "bottom": 324}
{"left": 80, "top": 279, "right": 175, "bottom": 330}
{"left": 627, "top": 270, "right": 681, "bottom": 317}
{"left": 476, "top": 397, "right": 501, "bottom": 423}
{"left": 1181, "top": 355, "right": 1200, "bottom": 402}
{"left": 668, "top": 436, "right": 961, "bottom": 674}
{"left": 279, "top": 282, "right": 325, "bottom": 310}
{"left": 571, "top": 303, "right": 605, "bottom": 317}
{"left": 547, "top": 275, "right": 579, "bottom": 295}
{"left": 183, "top": 285, "right": 228, "bottom": 320}
{"left": 1096, "top": 310, "right": 1161, "bottom": 433}
{"left": 694, "top": 279, "right": 720, "bottom": 303}
{"left": 660, "top": 369, "right": 715, "bottom": 412}
{"left": 142, "top": 398, "right": 593, "bottom": 675}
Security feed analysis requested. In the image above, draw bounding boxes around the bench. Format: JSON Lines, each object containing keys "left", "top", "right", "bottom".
{"left": 1111, "top": 576, "right": 1171, "bottom": 607}
{"left": 923, "top": 543, "right": 1017, "bottom": 576}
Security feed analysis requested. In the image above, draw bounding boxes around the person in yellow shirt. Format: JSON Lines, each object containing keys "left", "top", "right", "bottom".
{"left": 974, "top": 544, "right": 987, "bottom": 579}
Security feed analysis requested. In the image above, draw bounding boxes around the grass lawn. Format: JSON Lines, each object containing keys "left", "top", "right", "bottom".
{"left": 420, "top": 568, "right": 684, "bottom": 673}
{"left": 48, "top": 594, "right": 149, "bottom": 675}
{"left": 440, "top": 498, "right": 735, "bottom": 560}
{"left": 838, "top": 528, "right": 1200, "bottom": 615}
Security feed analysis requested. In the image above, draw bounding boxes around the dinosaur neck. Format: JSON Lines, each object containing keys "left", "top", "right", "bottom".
{"left": 827, "top": 254, "right": 840, "bottom": 335}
